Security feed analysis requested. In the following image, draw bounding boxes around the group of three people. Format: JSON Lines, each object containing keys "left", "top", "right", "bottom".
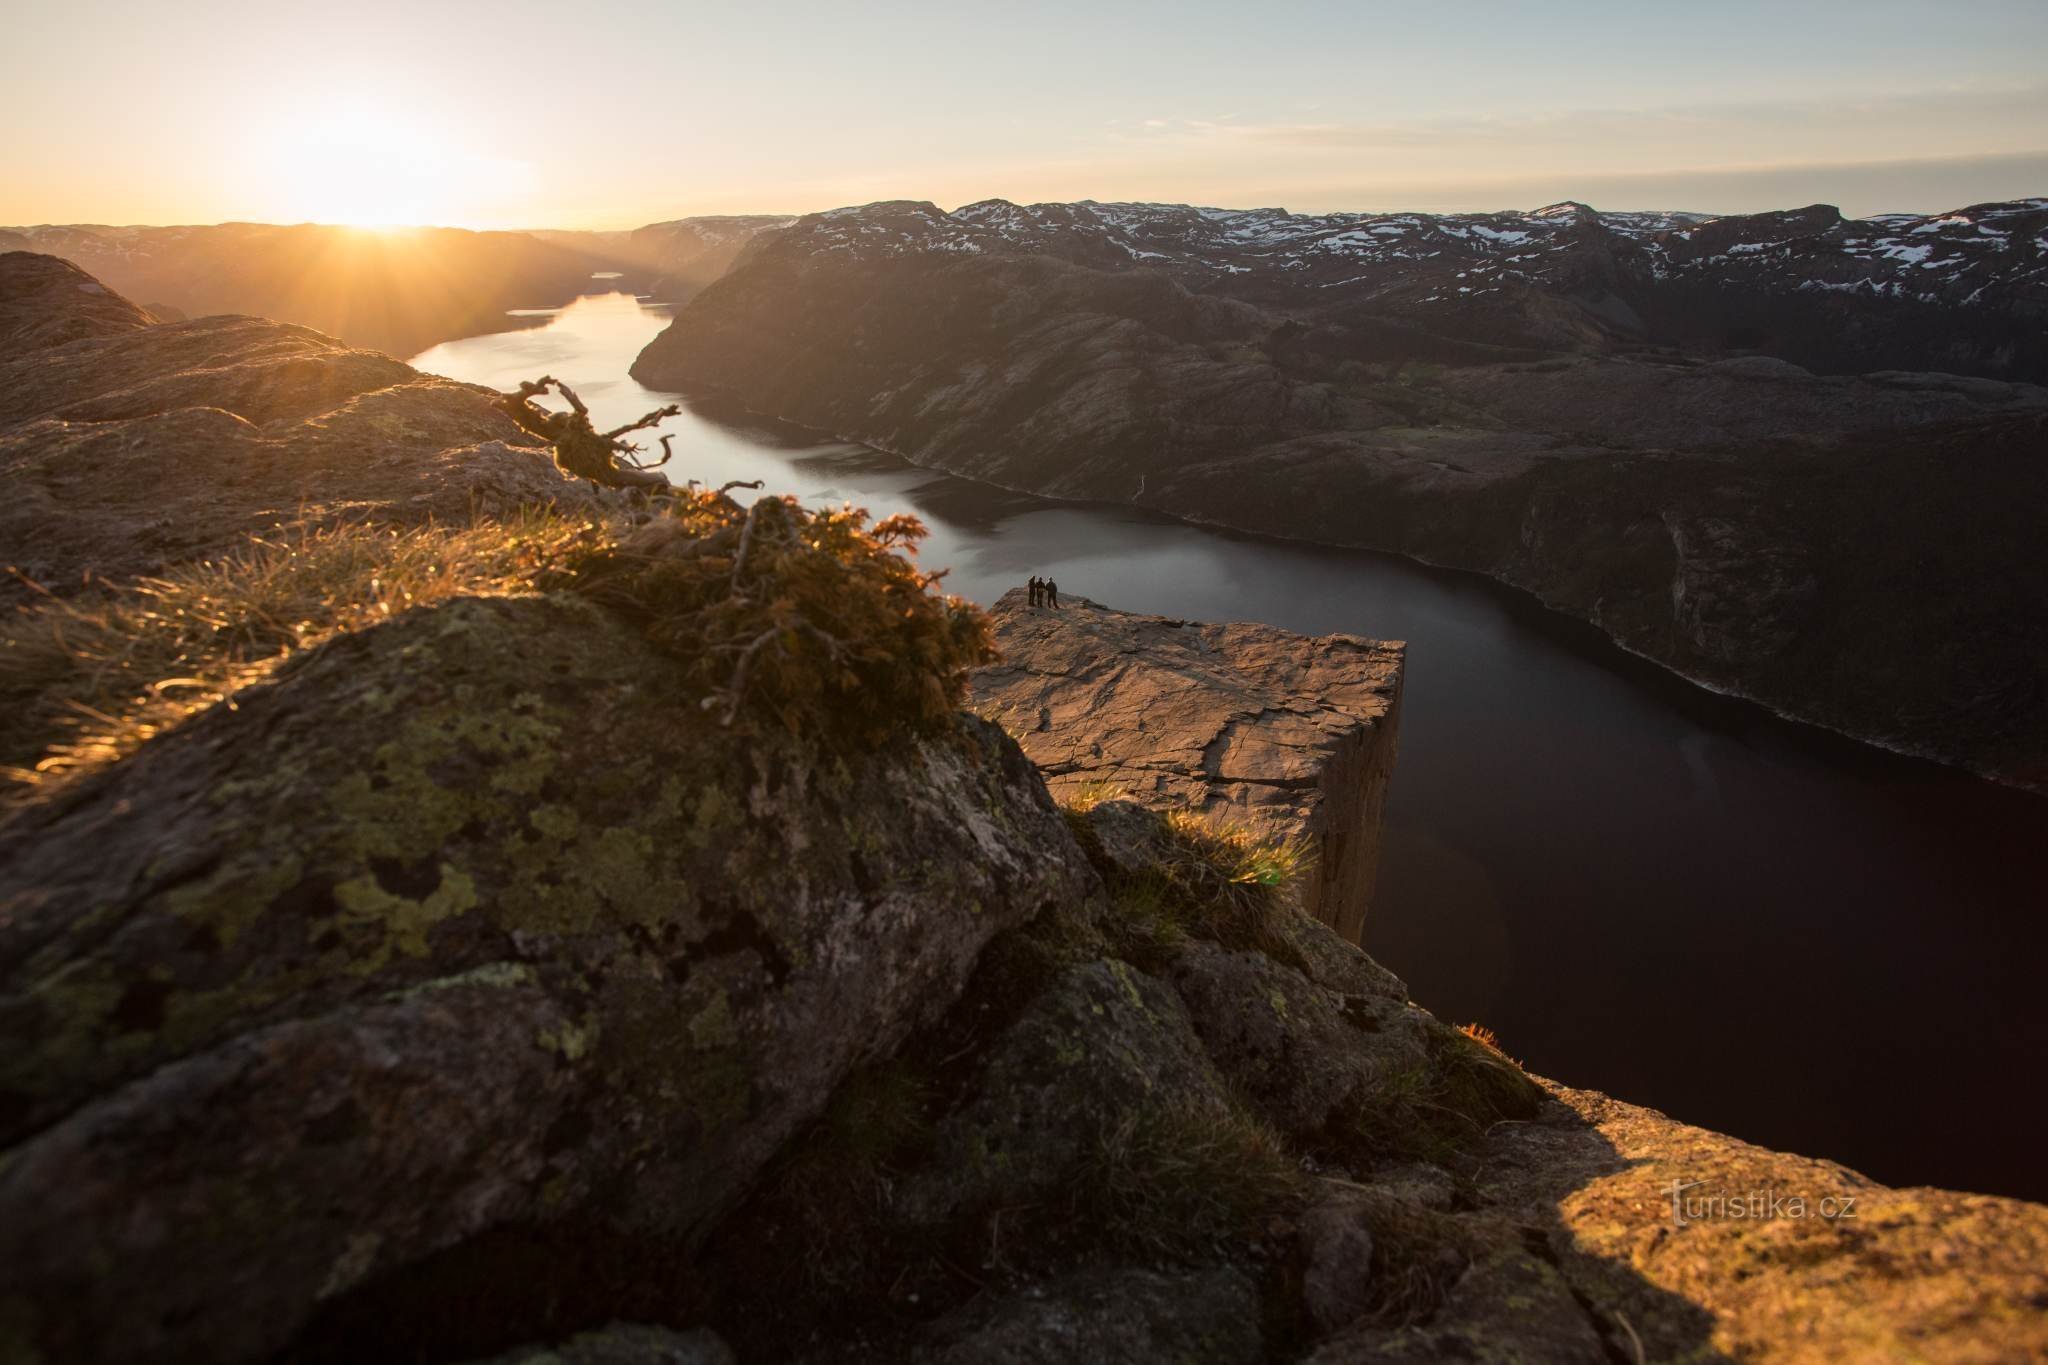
{"left": 1027, "top": 575, "right": 1061, "bottom": 608}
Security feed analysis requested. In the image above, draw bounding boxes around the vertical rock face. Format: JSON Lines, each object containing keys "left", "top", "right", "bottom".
{"left": 967, "top": 590, "right": 1403, "bottom": 942}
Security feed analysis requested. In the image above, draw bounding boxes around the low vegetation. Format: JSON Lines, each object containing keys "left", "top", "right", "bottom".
{"left": 0, "top": 510, "right": 595, "bottom": 799}
{"left": 555, "top": 485, "right": 995, "bottom": 744}
{"left": 3, "top": 479, "right": 999, "bottom": 802}
{"left": 1339, "top": 1027, "right": 1544, "bottom": 1169}
{"left": 1060, "top": 796, "right": 1314, "bottom": 971}
{"left": 1079, "top": 1097, "right": 1305, "bottom": 1259}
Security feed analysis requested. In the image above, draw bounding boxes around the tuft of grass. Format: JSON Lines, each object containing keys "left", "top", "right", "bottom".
{"left": 1457, "top": 1022, "right": 1501, "bottom": 1053}
{"left": 1077, "top": 1096, "right": 1306, "bottom": 1260}
{"left": 1100, "top": 808, "right": 1312, "bottom": 971}
{"left": 1339, "top": 1026, "right": 1545, "bottom": 1170}
{"left": 554, "top": 487, "right": 994, "bottom": 746}
{"left": 0, "top": 510, "right": 597, "bottom": 800}
{"left": 1060, "top": 778, "right": 1130, "bottom": 814}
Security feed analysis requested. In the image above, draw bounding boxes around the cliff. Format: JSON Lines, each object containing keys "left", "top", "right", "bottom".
{"left": 631, "top": 199, "right": 2048, "bottom": 790}
{"left": 968, "top": 590, "right": 1401, "bottom": 943}
{"left": 3, "top": 264, "right": 2046, "bottom": 1364}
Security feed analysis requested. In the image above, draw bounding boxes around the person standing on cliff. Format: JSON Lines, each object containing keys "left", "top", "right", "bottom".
{"left": 1046, "top": 578, "right": 1061, "bottom": 609}
{"left": 1027, "top": 576, "right": 1042, "bottom": 607}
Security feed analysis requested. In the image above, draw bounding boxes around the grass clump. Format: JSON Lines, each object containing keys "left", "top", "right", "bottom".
{"left": 554, "top": 487, "right": 994, "bottom": 745}
{"left": 1067, "top": 802, "right": 1314, "bottom": 971}
{"left": 0, "top": 510, "right": 593, "bottom": 799}
{"left": 1077, "top": 1096, "right": 1306, "bottom": 1260}
{"left": 1339, "top": 1026, "right": 1545, "bottom": 1169}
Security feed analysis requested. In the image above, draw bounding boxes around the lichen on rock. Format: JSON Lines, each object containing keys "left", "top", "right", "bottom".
{"left": 0, "top": 591, "right": 1094, "bottom": 1364}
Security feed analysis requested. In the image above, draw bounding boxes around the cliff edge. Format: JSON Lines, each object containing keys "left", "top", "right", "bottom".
{"left": 969, "top": 590, "right": 1402, "bottom": 943}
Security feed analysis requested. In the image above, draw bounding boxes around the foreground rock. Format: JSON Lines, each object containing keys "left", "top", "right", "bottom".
{"left": 0, "top": 594, "right": 1094, "bottom": 1364}
{"left": 968, "top": 590, "right": 1402, "bottom": 941}
{"left": 1307, "top": 1083, "right": 2048, "bottom": 1363}
{"left": 634, "top": 202, "right": 2048, "bottom": 789}
{"left": 0, "top": 252, "right": 605, "bottom": 604}
{"left": 685, "top": 798, "right": 2048, "bottom": 1363}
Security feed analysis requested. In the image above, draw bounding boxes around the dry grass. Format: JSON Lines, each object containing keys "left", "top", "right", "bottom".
{"left": 0, "top": 510, "right": 600, "bottom": 799}
{"left": 1144, "top": 810, "right": 1312, "bottom": 968}
{"left": 1059, "top": 778, "right": 1130, "bottom": 814}
{"left": 1078, "top": 1096, "right": 1305, "bottom": 1259}
{"left": 1053, "top": 798, "right": 1315, "bottom": 971}
{"left": 1458, "top": 1022, "right": 1501, "bottom": 1052}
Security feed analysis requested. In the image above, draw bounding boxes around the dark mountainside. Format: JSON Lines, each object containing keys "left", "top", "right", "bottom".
{"left": 5, "top": 259, "right": 2048, "bottom": 1363}
{"left": 632, "top": 196, "right": 2048, "bottom": 789}
{"left": 2, "top": 217, "right": 791, "bottom": 356}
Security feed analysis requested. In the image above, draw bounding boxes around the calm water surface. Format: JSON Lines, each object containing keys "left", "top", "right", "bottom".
{"left": 416, "top": 294, "right": 2048, "bottom": 1200}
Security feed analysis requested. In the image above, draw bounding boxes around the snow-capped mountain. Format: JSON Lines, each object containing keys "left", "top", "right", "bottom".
{"left": 733, "top": 195, "right": 2048, "bottom": 378}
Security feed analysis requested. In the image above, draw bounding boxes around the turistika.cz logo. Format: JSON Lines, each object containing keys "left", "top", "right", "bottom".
{"left": 1667, "top": 1179, "right": 1858, "bottom": 1227}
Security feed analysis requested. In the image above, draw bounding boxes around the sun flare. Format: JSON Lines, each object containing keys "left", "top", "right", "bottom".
{"left": 259, "top": 98, "right": 532, "bottom": 228}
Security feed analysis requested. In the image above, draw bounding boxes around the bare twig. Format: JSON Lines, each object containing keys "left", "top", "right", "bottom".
{"left": 602, "top": 403, "right": 682, "bottom": 441}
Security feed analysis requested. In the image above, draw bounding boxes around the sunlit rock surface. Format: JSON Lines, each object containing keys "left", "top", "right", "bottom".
{"left": 968, "top": 590, "right": 1402, "bottom": 941}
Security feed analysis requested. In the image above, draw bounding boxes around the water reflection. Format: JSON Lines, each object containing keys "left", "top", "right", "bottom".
{"left": 414, "top": 293, "right": 2048, "bottom": 1201}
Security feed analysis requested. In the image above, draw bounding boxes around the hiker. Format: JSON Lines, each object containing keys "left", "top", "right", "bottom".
{"left": 1046, "top": 578, "right": 1061, "bottom": 609}
{"left": 1028, "top": 575, "right": 1041, "bottom": 608}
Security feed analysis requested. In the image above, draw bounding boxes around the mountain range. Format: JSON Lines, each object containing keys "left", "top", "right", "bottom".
{"left": 10, "top": 194, "right": 2043, "bottom": 782}
{"left": 631, "top": 195, "right": 2048, "bottom": 786}
{"left": 0, "top": 216, "right": 792, "bottom": 356}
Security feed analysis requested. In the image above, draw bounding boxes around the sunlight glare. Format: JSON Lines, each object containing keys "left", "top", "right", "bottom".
{"left": 259, "top": 96, "right": 535, "bottom": 228}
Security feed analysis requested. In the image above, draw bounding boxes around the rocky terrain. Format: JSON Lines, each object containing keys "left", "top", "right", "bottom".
{"left": 0, "top": 251, "right": 602, "bottom": 605}
{"left": 968, "top": 591, "right": 1402, "bottom": 943}
{"left": 632, "top": 195, "right": 2048, "bottom": 788}
{"left": 3, "top": 260, "right": 2047, "bottom": 1363}
{"left": 2, "top": 216, "right": 792, "bottom": 356}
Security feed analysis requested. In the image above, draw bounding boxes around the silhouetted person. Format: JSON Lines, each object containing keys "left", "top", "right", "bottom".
{"left": 1046, "top": 578, "right": 1061, "bottom": 609}
{"left": 1027, "top": 576, "right": 1041, "bottom": 607}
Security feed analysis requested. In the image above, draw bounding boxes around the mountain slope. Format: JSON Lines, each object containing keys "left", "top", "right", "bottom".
{"left": 633, "top": 197, "right": 2048, "bottom": 787}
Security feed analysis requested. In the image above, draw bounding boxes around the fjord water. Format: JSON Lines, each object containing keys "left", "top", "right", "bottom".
{"left": 415, "top": 292, "right": 2048, "bottom": 1201}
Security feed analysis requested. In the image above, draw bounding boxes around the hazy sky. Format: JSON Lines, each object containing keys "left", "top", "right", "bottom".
{"left": 4, "top": 0, "right": 2044, "bottom": 227}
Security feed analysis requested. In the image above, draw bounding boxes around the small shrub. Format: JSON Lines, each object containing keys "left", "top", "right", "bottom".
{"left": 554, "top": 488, "right": 994, "bottom": 745}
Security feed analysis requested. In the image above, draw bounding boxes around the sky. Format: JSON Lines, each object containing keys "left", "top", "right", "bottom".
{"left": 3, "top": 0, "right": 2044, "bottom": 228}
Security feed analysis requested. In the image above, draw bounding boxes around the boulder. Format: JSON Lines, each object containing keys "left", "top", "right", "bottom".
{"left": 0, "top": 593, "right": 1097, "bottom": 1364}
{"left": 968, "top": 592, "right": 1402, "bottom": 940}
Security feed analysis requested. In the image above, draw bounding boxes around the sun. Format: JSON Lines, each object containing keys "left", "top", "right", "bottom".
{"left": 259, "top": 97, "right": 528, "bottom": 228}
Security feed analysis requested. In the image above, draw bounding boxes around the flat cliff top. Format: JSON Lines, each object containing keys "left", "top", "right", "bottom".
{"left": 969, "top": 588, "right": 1402, "bottom": 843}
